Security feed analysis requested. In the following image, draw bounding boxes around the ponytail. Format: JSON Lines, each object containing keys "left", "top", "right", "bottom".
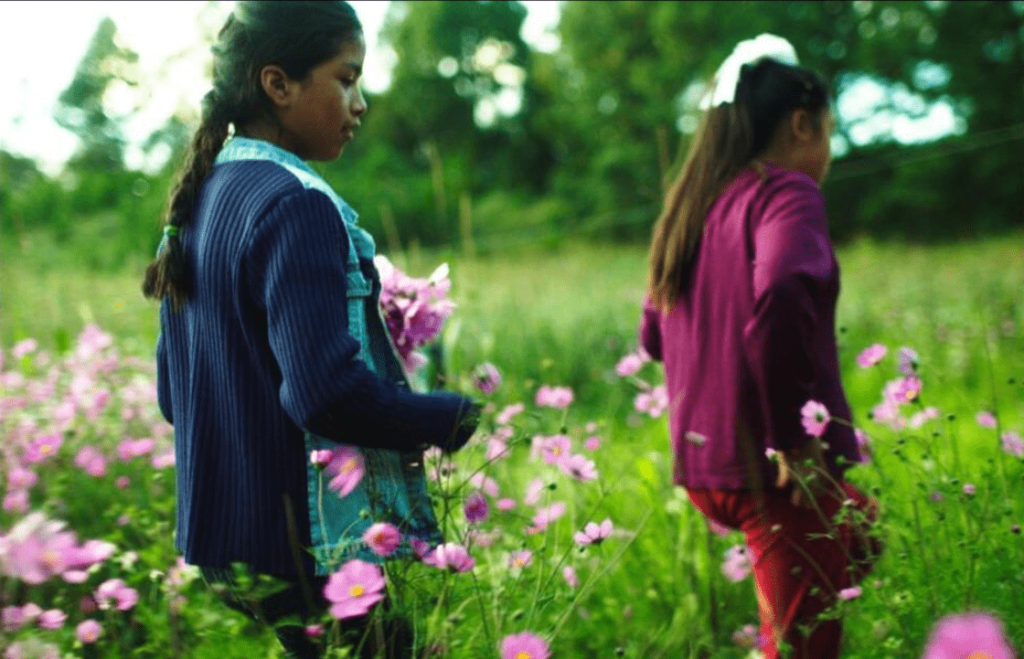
{"left": 647, "top": 58, "right": 830, "bottom": 310}
{"left": 142, "top": 91, "right": 229, "bottom": 310}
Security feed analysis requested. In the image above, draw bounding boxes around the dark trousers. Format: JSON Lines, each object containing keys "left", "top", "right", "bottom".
{"left": 199, "top": 565, "right": 415, "bottom": 658}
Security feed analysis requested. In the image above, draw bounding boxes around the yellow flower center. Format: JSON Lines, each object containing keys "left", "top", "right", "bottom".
{"left": 552, "top": 447, "right": 561, "bottom": 456}
{"left": 41, "top": 550, "right": 60, "bottom": 570}
{"left": 40, "top": 444, "right": 52, "bottom": 455}
{"left": 342, "top": 458, "right": 357, "bottom": 474}
{"left": 967, "top": 653, "right": 993, "bottom": 659}
{"left": 350, "top": 585, "right": 365, "bottom": 597}
{"left": 515, "top": 653, "right": 532, "bottom": 659}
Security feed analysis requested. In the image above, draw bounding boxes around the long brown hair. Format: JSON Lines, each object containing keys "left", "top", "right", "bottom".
{"left": 647, "top": 58, "right": 830, "bottom": 309}
{"left": 142, "top": 1, "right": 362, "bottom": 309}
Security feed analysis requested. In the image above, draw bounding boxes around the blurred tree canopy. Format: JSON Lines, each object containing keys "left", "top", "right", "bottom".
{"left": 2, "top": 0, "right": 1021, "bottom": 268}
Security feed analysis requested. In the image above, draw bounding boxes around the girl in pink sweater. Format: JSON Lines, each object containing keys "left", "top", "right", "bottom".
{"left": 642, "top": 35, "right": 881, "bottom": 658}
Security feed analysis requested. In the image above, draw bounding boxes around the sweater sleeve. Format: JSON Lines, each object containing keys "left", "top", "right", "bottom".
{"left": 245, "top": 188, "right": 476, "bottom": 452}
{"left": 741, "top": 174, "right": 834, "bottom": 451}
{"left": 639, "top": 297, "right": 663, "bottom": 361}
{"left": 156, "top": 331, "right": 173, "bottom": 424}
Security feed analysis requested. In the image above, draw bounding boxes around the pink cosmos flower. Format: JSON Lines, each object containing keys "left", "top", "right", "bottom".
{"left": 508, "top": 549, "right": 533, "bottom": 569}
{"left": 838, "top": 586, "right": 862, "bottom": 601}
{"left": 496, "top": 403, "right": 525, "bottom": 425}
{"left": 362, "top": 522, "right": 401, "bottom": 557}
{"left": 25, "top": 434, "right": 62, "bottom": 464}
{"left": 469, "top": 473, "right": 500, "bottom": 497}
{"left": 963, "top": 483, "right": 977, "bottom": 496}
{"left": 897, "top": 346, "right": 918, "bottom": 375}
{"left": 856, "top": 343, "right": 887, "bottom": 368}
{"left": 305, "top": 624, "right": 325, "bottom": 638}
{"left": 896, "top": 375, "right": 922, "bottom": 402}
{"left": 732, "top": 623, "right": 761, "bottom": 648}
{"left": 115, "top": 476, "right": 130, "bottom": 489}
{"left": 574, "top": 518, "right": 613, "bottom": 546}
{"left": 559, "top": 453, "right": 599, "bottom": 482}
{"left": 584, "top": 436, "right": 601, "bottom": 451}
{"left": 421, "top": 543, "right": 475, "bottom": 573}
{"left": 524, "top": 477, "right": 546, "bottom": 506}
{"left": 471, "top": 363, "right": 502, "bottom": 395}
{"left": 309, "top": 449, "right": 333, "bottom": 468}
{"left": 326, "top": 445, "right": 365, "bottom": 497}
{"left": 323, "top": 559, "right": 386, "bottom": 620}
{"left": 908, "top": 406, "right": 940, "bottom": 429}
{"left": 38, "top": 609, "right": 66, "bottom": 630}
{"left": 535, "top": 385, "right": 574, "bottom": 409}
{"left": 0, "top": 513, "right": 79, "bottom": 584}
{"left": 465, "top": 528, "right": 500, "bottom": 548}
{"left": 7, "top": 468, "right": 39, "bottom": 491}
{"left": 562, "top": 566, "right": 579, "bottom": 589}
{"left": 801, "top": 400, "right": 830, "bottom": 437}
{"left": 500, "top": 632, "right": 550, "bottom": 659}
{"left": 496, "top": 498, "right": 517, "bottom": 511}
{"left": 76, "top": 619, "right": 102, "bottom": 644}
{"left": 527, "top": 502, "right": 567, "bottom": 534}
{"left": 921, "top": 612, "right": 1015, "bottom": 659}
{"left": 463, "top": 492, "right": 490, "bottom": 524}
{"left": 4, "top": 490, "right": 29, "bottom": 513}
{"left": 12, "top": 338, "right": 38, "bottom": 359}
{"left": 976, "top": 411, "right": 998, "bottom": 429}
{"left": 74, "top": 446, "right": 107, "bottom": 477}
{"left": 539, "top": 435, "right": 572, "bottom": 465}
{"left": 2, "top": 605, "right": 27, "bottom": 632}
{"left": 486, "top": 437, "right": 511, "bottom": 461}
{"left": 615, "top": 352, "right": 645, "bottom": 377}
{"left": 721, "top": 545, "right": 752, "bottom": 583}
{"left": 96, "top": 578, "right": 139, "bottom": 611}
{"left": 634, "top": 384, "right": 668, "bottom": 417}
{"left": 117, "top": 437, "right": 155, "bottom": 462}
{"left": 1001, "top": 431, "right": 1024, "bottom": 457}
{"left": 151, "top": 450, "right": 176, "bottom": 469}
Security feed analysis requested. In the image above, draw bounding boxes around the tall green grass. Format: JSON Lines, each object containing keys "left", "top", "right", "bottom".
{"left": 2, "top": 233, "right": 1021, "bottom": 657}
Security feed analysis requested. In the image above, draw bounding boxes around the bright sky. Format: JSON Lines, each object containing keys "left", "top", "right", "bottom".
{"left": 0, "top": 0, "right": 562, "bottom": 175}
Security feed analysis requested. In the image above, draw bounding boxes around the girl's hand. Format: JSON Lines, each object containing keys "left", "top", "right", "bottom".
{"left": 775, "top": 439, "right": 833, "bottom": 508}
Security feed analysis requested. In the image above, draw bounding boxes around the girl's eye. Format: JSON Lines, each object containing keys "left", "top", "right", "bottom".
{"left": 340, "top": 77, "right": 356, "bottom": 88}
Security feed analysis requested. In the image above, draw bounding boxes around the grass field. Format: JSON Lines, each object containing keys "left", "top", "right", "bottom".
{"left": 1, "top": 232, "right": 1022, "bottom": 657}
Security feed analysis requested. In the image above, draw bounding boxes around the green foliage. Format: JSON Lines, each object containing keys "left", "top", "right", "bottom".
{"left": 3, "top": 1, "right": 1022, "bottom": 270}
{"left": 54, "top": 17, "right": 140, "bottom": 171}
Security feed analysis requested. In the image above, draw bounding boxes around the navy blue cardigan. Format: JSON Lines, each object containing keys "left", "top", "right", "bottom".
{"left": 156, "top": 160, "right": 471, "bottom": 576}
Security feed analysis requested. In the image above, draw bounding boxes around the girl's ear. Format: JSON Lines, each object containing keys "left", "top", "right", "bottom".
{"left": 790, "top": 109, "right": 817, "bottom": 144}
{"left": 259, "top": 65, "right": 295, "bottom": 108}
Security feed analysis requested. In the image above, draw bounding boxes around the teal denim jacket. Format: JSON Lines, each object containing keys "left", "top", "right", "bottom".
{"left": 216, "top": 138, "right": 444, "bottom": 574}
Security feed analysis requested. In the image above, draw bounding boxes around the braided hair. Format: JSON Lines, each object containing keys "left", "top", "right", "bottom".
{"left": 142, "top": 1, "right": 362, "bottom": 309}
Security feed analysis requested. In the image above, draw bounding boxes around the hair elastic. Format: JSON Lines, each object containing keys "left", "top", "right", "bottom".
{"left": 163, "top": 225, "right": 180, "bottom": 238}
{"left": 700, "top": 34, "right": 799, "bottom": 109}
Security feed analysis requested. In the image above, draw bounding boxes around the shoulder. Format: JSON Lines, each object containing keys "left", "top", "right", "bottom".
{"left": 755, "top": 164, "right": 823, "bottom": 207}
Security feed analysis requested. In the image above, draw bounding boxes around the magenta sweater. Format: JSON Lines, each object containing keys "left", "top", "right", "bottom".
{"left": 640, "top": 164, "right": 861, "bottom": 490}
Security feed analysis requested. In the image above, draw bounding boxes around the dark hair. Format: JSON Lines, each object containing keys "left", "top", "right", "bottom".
{"left": 647, "top": 58, "right": 831, "bottom": 309}
{"left": 142, "top": 1, "right": 362, "bottom": 309}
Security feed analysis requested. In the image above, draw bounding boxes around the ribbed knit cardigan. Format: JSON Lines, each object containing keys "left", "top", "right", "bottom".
{"left": 156, "top": 159, "right": 469, "bottom": 576}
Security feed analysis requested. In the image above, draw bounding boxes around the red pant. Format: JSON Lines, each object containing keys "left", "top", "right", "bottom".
{"left": 687, "top": 482, "right": 881, "bottom": 658}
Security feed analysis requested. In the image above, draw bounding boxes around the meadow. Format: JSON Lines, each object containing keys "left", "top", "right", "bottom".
{"left": 1, "top": 232, "right": 1022, "bottom": 658}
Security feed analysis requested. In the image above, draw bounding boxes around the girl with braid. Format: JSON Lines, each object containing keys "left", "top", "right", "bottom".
{"left": 142, "top": 3, "right": 479, "bottom": 657}
{"left": 640, "top": 35, "right": 882, "bottom": 658}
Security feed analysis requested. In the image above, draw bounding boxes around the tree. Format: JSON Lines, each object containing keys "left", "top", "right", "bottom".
{"left": 54, "top": 17, "right": 140, "bottom": 172}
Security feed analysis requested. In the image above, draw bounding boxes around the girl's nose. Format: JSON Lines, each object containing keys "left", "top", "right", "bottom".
{"left": 352, "top": 85, "right": 367, "bottom": 117}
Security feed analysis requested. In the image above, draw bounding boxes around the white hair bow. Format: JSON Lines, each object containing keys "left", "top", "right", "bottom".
{"left": 699, "top": 34, "right": 799, "bottom": 109}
